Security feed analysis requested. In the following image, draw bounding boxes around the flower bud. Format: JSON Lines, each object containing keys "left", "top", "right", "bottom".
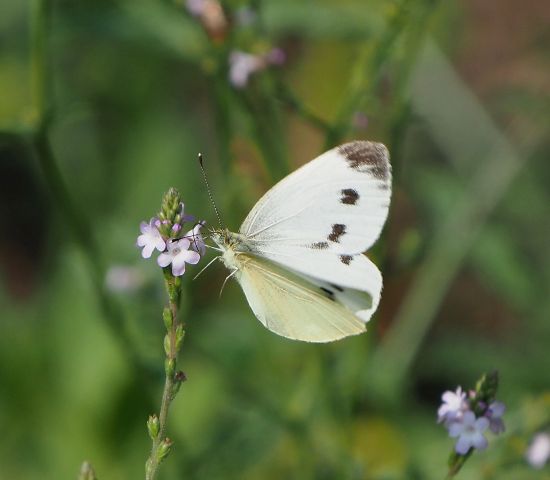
{"left": 175, "top": 324, "right": 185, "bottom": 351}
{"left": 159, "top": 188, "right": 184, "bottom": 237}
{"left": 147, "top": 414, "right": 160, "bottom": 440}
{"left": 163, "top": 307, "right": 173, "bottom": 330}
{"left": 157, "top": 438, "right": 173, "bottom": 464}
{"left": 164, "top": 334, "right": 171, "bottom": 357}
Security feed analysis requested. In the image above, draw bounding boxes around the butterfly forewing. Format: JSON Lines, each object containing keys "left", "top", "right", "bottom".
{"left": 240, "top": 141, "right": 391, "bottom": 255}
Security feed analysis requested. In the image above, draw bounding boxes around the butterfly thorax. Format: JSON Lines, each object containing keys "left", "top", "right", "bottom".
{"left": 211, "top": 228, "right": 252, "bottom": 270}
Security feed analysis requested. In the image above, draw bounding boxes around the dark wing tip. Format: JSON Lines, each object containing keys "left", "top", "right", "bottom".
{"left": 337, "top": 141, "right": 391, "bottom": 182}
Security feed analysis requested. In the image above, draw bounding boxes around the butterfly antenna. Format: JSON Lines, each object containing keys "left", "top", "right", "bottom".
{"left": 198, "top": 153, "right": 223, "bottom": 229}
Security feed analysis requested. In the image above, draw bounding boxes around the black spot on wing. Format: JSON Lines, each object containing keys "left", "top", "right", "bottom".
{"left": 328, "top": 224, "right": 346, "bottom": 243}
{"left": 340, "top": 255, "right": 353, "bottom": 265}
{"left": 340, "top": 188, "right": 359, "bottom": 205}
{"left": 338, "top": 141, "right": 390, "bottom": 181}
{"left": 310, "top": 241, "right": 329, "bottom": 249}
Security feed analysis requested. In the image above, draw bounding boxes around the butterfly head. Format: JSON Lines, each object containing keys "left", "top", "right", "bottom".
{"left": 210, "top": 228, "right": 248, "bottom": 252}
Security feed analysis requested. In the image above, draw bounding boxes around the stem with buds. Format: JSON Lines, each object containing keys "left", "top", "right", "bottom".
{"left": 145, "top": 270, "right": 186, "bottom": 480}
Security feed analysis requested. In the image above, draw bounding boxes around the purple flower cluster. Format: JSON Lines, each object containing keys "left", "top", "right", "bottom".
{"left": 438, "top": 387, "right": 505, "bottom": 455}
{"left": 137, "top": 203, "right": 206, "bottom": 277}
{"left": 183, "top": 1, "right": 285, "bottom": 89}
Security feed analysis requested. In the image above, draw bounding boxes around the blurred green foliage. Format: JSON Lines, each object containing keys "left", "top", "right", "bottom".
{"left": 1, "top": 0, "right": 549, "bottom": 479}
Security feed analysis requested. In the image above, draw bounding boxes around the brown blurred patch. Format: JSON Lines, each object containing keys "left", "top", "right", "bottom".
{"left": 457, "top": 0, "right": 550, "bottom": 96}
{"left": 0, "top": 135, "right": 50, "bottom": 301}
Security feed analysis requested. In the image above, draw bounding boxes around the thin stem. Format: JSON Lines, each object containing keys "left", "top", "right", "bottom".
{"left": 146, "top": 275, "right": 185, "bottom": 480}
{"left": 30, "top": 0, "right": 150, "bottom": 377}
{"left": 365, "top": 134, "right": 529, "bottom": 404}
{"left": 31, "top": 0, "right": 52, "bottom": 123}
{"left": 323, "top": 0, "right": 413, "bottom": 149}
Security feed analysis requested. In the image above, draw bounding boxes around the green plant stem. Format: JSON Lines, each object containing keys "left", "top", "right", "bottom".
{"left": 31, "top": 0, "right": 52, "bottom": 123}
{"left": 146, "top": 276, "right": 184, "bottom": 480}
{"left": 365, "top": 137, "right": 529, "bottom": 405}
{"left": 30, "top": 0, "right": 150, "bottom": 375}
{"left": 323, "top": 0, "right": 414, "bottom": 149}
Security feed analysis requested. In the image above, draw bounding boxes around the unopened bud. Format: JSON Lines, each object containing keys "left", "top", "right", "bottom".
{"left": 147, "top": 414, "right": 160, "bottom": 439}
{"left": 163, "top": 308, "right": 173, "bottom": 330}
{"left": 164, "top": 334, "right": 171, "bottom": 357}
{"left": 175, "top": 325, "right": 185, "bottom": 350}
{"left": 157, "top": 438, "right": 173, "bottom": 464}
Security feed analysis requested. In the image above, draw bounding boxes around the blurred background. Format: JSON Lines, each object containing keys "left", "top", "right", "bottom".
{"left": 1, "top": 0, "right": 549, "bottom": 478}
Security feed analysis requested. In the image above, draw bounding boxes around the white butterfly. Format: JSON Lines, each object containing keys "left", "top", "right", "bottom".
{"left": 211, "top": 141, "right": 392, "bottom": 342}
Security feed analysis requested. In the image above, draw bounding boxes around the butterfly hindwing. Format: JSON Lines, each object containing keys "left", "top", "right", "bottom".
{"left": 236, "top": 254, "right": 366, "bottom": 342}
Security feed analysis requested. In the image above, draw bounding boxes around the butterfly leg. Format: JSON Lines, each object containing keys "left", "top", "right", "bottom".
{"left": 219, "top": 267, "right": 239, "bottom": 297}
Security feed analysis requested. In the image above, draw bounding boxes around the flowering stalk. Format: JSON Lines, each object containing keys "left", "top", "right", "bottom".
{"left": 441, "top": 371, "right": 504, "bottom": 478}
{"left": 141, "top": 188, "right": 205, "bottom": 480}
{"left": 145, "top": 271, "right": 185, "bottom": 480}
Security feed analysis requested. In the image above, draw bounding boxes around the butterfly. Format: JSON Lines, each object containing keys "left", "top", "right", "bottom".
{"left": 210, "top": 141, "right": 392, "bottom": 342}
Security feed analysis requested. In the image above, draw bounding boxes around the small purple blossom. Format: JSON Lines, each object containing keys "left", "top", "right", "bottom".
{"left": 185, "top": 0, "right": 206, "bottom": 16}
{"left": 266, "top": 48, "right": 286, "bottom": 66}
{"left": 526, "top": 432, "right": 550, "bottom": 469}
{"left": 438, "top": 387, "right": 468, "bottom": 424}
{"left": 137, "top": 218, "right": 166, "bottom": 258}
{"left": 186, "top": 221, "right": 206, "bottom": 256}
{"left": 179, "top": 203, "right": 195, "bottom": 224}
{"left": 486, "top": 401, "right": 506, "bottom": 434}
{"left": 228, "top": 48, "right": 286, "bottom": 89}
{"left": 448, "top": 411, "right": 489, "bottom": 455}
{"left": 157, "top": 238, "right": 201, "bottom": 276}
{"left": 229, "top": 51, "right": 263, "bottom": 88}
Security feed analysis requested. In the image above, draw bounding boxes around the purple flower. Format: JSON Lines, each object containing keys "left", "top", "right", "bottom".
{"left": 186, "top": 221, "right": 206, "bottom": 256}
{"left": 179, "top": 203, "right": 196, "bottom": 224}
{"left": 526, "top": 432, "right": 550, "bottom": 469}
{"left": 486, "top": 401, "right": 506, "bottom": 434}
{"left": 228, "top": 48, "right": 286, "bottom": 89}
{"left": 185, "top": 0, "right": 206, "bottom": 16}
{"left": 438, "top": 387, "right": 468, "bottom": 424}
{"left": 448, "top": 411, "right": 489, "bottom": 455}
{"left": 157, "top": 238, "right": 200, "bottom": 276}
{"left": 229, "top": 50, "right": 263, "bottom": 88}
{"left": 266, "top": 47, "right": 286, "bottom": 66}
{"left": 137, "top": 218, "right": 166, "bottom": 258}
